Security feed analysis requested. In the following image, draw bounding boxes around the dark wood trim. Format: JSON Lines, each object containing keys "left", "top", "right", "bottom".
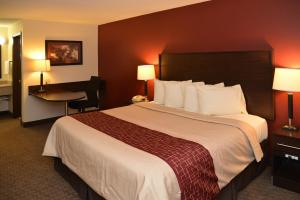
{"left": 29, "top": 80, "right": 105, "bottom": 93}
{"left": 29, "top": 80, "right": 89, "bottom": 93}
{"left": 159, "top": 50, "right": 273, "bottom": 78}
{"left": 12, "top": 34, "right": 22, "bottom": 118}
{"left": 29, "top": 79, "right": 105, "bottom": 104}
{"left": 0, "top": 111, "right": 12, "bottom": 116}
{"left": 272, "top": 129, "right": 300, "bottom": 193}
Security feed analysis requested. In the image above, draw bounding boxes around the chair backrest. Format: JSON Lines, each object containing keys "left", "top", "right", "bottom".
{"left": 85, "top": 76, "right": 103, "bottom": 107}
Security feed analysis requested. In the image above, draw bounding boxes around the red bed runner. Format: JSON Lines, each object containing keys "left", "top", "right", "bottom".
{"left": 72, "top": 111, "right": 220, "bottom": 200}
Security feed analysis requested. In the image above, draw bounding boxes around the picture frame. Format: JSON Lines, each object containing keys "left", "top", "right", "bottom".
{"left": 45, "top": 40, "right": 83, "bottom": 66}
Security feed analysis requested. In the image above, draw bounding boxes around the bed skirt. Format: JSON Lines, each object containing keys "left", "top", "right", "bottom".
{"left": 54, "top": 140, "right": 269, "bottom": 200}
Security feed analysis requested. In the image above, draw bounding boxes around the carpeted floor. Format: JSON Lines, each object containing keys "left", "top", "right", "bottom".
{"left": 0, "top": 114, "right": 299, "bottom": 200}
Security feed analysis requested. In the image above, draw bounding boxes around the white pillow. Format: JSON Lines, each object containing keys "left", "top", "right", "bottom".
{"left": 163, "top": 80, "right": 192, "bottom": 108}
{"left": 205, "top": 82, "right": 225, "bottom": 87}
{"left": 197, "top": 86, "right": 242, "bottom": 115}
{"left": 154, "top": 79, "right": 165, "bottom": 104}
{"left": 154, "top": 79, "right": 192, "bottom": 105}
{"left": 192, "top": 81, "right": 206, "bottom": 86}
{"left": 230, "top": 84, "right": 248, "bottom": 114}
{"left": 183, "top": 82, "right": 224, "bottom": 113}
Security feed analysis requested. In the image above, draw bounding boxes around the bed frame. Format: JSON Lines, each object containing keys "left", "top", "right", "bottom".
{"left": 159, "top": 50, "right": 274, "bottom": 120}
{"left": 55, "top": 50, "right": 274, "bottom": 200}
{"left": 55, "top": 140, "right": 268, "bottom": 200}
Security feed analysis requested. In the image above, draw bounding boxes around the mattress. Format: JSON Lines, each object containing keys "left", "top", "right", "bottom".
{"left": 43, "top": 102, "right": 265, "bottom": 200}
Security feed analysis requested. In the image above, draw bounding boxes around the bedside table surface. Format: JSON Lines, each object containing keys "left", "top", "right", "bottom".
{"left": 273, "top": 128, "right": 300, "bottom": 139}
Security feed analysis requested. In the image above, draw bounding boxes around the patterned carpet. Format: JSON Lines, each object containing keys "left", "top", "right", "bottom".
{"left": 0, "top": 114, "right": 299, "bottom": 200}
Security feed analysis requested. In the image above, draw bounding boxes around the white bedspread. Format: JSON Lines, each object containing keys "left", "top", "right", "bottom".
{"left": 43, "top": 102, "right": 265, "bottom": 200}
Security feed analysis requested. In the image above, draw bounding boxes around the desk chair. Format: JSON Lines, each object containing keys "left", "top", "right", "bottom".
{"left": 68, "top": 76, "right": 105, "bottom": 112}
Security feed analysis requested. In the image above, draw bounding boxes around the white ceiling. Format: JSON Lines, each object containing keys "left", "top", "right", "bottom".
{"left": 0, "top": 0, "right": 209, "bottom": 26}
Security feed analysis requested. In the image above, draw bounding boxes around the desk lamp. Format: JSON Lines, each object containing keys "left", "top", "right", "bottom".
{"left": 36, "top": 59, "right": 51, "bottom": 92}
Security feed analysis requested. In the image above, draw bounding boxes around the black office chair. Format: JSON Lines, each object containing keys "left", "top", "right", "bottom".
{"left": 68, "top": 76, "right": 105, "bottom": 112}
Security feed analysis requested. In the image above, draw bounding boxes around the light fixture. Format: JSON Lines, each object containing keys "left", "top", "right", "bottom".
{"left": 35, "top": 59, "right": 51, "bottom": 92}
{"left": 273, "top": 67, "right": 300, "bottom": 131}
{"left": 0, "top": 36, "right": 5, "bottom": 45}
{"left": 137, "top": 65, "right": 155, "bottom": 98}
{"left": 4, "top": 61, "right": 11, "bottom": 75}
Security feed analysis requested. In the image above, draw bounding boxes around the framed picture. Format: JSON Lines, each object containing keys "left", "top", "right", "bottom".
{"left": 45, "top": 40, "right": 83, "bottom": 66}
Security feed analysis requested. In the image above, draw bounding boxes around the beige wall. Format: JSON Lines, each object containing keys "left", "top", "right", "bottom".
{"left": 22, "top": 20, "right": 98, "bottom": 122}
{"left": 0, "top": 27, "right": 9, "bottom": 112}
{"left": 0, "top": 26, "right": 8, "bottom": 80}
{"left": 0, "top": 22, "right": 22, "bottom": 112}
{"left": 7, "top": 21, "right": 23, "bottom": 112}
{"left": 8, "top": 20, "right": 23, "bottom": 79}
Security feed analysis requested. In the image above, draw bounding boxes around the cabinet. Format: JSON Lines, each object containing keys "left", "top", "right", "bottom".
{"left": 272, "top": 129, "right": 300, "bottom": 193}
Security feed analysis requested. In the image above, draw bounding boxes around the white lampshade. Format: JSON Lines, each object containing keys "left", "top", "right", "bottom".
{"left": 34, "top": 59, "right": 51, "bottom": 72}
{"left": 273, "top": 68, "right": 300, "bottom": 92}
{"left": 44, "top": 59, "right": 51, "bottom": 72}
{"left": 137, "top": 65, "right": 155, "bottom": 80}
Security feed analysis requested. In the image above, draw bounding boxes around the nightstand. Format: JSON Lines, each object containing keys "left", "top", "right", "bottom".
{"left": 272, "top": 128, "right": 300, "bottom": 193}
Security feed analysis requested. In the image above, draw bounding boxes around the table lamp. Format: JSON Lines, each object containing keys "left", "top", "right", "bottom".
{"left": 273, "top": 68, "right": 300, "bottom": 131}
{"left": 137, "top": 65, "right": 155, "bottom": 98}
{"left": 36, "top": 59, "right": 51, "bottom": 92}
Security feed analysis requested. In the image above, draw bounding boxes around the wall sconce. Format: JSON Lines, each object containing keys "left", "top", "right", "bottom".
{"left": 4, "top": 61, "right": 12, "bottom": 75}
{"left": 0, "top": 36, "right": 6, "bottom": 45}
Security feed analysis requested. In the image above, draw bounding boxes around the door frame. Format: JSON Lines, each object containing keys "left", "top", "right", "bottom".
{"left": 12, "top": 33, "right": 22, "bottom": 119}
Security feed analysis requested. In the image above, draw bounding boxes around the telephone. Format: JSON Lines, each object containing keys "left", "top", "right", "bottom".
{"left": 132, "top": 95, "right": 147, "bottom": 103}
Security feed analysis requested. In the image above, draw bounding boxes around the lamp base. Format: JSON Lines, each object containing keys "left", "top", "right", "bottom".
{"left": 38, "top": 86, "right": 46, "bottom": 93}
{"left": 282, "top": 125, "right": 299, "bottom": 131}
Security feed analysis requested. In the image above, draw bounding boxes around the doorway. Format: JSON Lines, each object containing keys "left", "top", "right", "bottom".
{"left": 12, "top": 34, "right": 22, "bottom": 118}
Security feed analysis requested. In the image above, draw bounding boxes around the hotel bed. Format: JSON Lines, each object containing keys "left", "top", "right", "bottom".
{"left": 43, "top": 50, "right": 274, "bottom": 200}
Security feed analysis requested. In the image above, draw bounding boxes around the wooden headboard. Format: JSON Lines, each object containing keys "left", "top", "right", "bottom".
{"left": 159, "top": 51, "right": 274, "bottom": 120}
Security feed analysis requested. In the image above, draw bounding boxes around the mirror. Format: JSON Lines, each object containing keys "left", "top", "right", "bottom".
{"left": 0, "top": 45, "right": 2, "bottom": 78}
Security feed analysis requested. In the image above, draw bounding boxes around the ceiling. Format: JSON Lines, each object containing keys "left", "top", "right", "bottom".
{"left": 0, "top": 0, "right": 209, "bottom": 26}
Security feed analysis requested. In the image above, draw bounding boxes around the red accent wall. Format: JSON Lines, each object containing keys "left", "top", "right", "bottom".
{"left": 98, "top": 0, "right": 300, "bottom": 130}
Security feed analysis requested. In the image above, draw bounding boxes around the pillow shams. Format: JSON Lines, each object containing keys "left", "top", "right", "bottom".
{"left": 205, "top": 82, "right": 225, "bottom": 87}
{"left": 164, "top": 80, "right": 192, "bottom": 108}
{"left": 181, "top": 82, "right": 204, "bottom": 112}
{"left": 154, "top": 79, "right": 192, "bottom": 106}
{"left": 197, "top": 86, "right": 242, "bottom": 115}
{"left": 154, "top": 79, "right": 165, "bottom": 104}
{"left": 183, "top": 82, "right": 224, "bottom": 112}
{"left": 231, "top": 84, "right": 248, "bottom": 114}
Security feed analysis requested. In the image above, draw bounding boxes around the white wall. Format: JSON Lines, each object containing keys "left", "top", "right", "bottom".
{"left": 22, "top": 20, "right": 98, "bottom": 122}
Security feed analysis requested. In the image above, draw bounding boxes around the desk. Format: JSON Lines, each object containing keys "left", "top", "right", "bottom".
{"left": 30, "top": 90, "right": 85, "bottom": 116}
